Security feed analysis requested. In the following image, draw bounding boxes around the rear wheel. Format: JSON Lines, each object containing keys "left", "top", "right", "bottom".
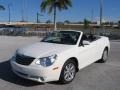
{"left": 59, "top": 60, "right": 76, "bottom": 84}
{"left": 99, "top": 49, "right": 108, "bottom": 63}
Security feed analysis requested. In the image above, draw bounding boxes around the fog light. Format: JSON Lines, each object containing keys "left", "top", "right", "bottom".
{"left": 40, "top": 77, "right": 44, "bottom": 81}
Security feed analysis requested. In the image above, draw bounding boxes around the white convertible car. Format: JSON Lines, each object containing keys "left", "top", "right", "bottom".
{"left": 10, "top": 30, "right": 110, "bottom": 84}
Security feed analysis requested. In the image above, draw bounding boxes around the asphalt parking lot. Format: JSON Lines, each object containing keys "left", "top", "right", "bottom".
{"left": 0, "top": 36, "right": 120, "bottom": 90}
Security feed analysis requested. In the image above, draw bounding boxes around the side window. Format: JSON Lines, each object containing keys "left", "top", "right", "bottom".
{"left": 79, "top": 34, "right": 88, "bottom": 46}
{"left": 88, "top": 34, "right": 97, "bottom": 42}
{"left": 79, "top": 34, "right": 97, "bottom": 46}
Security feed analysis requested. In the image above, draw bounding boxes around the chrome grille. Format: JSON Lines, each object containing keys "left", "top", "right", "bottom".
{"left": 16, "top": 54, "right": 35, "bottom": 65}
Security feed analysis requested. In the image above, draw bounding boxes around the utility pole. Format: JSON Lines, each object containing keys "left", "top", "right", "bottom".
{"left": 21, "top": 0, "right": 25, "bottom": 22}
{"left": 100, "top": 0, "right": 103, "bottom": 27}
{"left": 91, "top": 9, "right": 94, "bottom": 23}
{"left": 8, "top": 4, "right": 11, "bottom": 23}
{"left": 37, "top": 12, "right": 39, "bottom": 23}
{"left": 36, "top": 12, "right": 43, "bottom": 23}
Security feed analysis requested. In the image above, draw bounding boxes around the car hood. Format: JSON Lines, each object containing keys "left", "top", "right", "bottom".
{"left": 17, "top": 42, "right": 74, "bottom": 58}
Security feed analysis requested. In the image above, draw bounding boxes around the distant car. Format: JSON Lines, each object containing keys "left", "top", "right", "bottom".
{"left": 10, "top": 30, "right": 110, "bottom": 84}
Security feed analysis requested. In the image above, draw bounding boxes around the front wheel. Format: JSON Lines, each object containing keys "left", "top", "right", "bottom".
{"left": 59, "top": 60, "right": 76, "bottom": 84}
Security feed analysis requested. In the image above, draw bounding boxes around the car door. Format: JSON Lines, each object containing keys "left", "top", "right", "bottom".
{"left": 77, "top": 40, "right": 98, "bottom": 69}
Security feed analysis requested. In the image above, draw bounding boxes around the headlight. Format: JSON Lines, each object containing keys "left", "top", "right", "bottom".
{"left": 35, "top": 54, "right": 57, "bottom": 67}
{"left": 11, "top": 51, "right": 17, "bottom": 61}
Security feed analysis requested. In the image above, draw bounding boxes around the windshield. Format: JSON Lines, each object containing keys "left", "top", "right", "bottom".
{"left": 41, "top": 31, "right": 80, "bottom": 45}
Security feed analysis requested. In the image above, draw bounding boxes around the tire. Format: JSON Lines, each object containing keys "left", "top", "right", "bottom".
{"left": 59, "top": 60, "right": 77, "bottom": 84}
{"left": 99, "top": 49, "right": 108, "bottom": 63}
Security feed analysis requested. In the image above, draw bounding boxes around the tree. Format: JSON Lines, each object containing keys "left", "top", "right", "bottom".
{"left": 118, "top": 21, "right": 120, "bottom": 28}
{"left": 84, "top": 18, "right": 90, "bottom": 29}
{"left": 46, "top": 20, "right": 52, "bottom": 23}
{"left": 0, "top": 5, "right": 5, "bottom": 10}
{"left": 41, "top": 0, "right": 72, "bottom": 30}
{"left": 57, "top": 21, "right": 64, "bottom": 25}
{"left": 64, "top": 20, "right": 70, "bottom": 24}
{"left": 0, "top": 5, "right": 5, "bottom": 25}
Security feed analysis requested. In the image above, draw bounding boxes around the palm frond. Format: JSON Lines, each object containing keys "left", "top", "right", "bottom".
{"left": 0, "top": 5, "right": 5, "bottom": 10}
{"left": 64, "top": 0, "right": 72, "bottom": 7}
{"left": 48, "top": 4, "right": 54, "bottom": 13}
{"left": 41, "top": 0, "right": 55, "bottom": 13}
{"left": 41, "top": 0, "right": 72, "bottom": 13}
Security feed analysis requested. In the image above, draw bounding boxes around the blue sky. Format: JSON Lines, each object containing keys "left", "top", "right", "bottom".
{"left": 0, "top": 0, "right": 120, "bottom": 22}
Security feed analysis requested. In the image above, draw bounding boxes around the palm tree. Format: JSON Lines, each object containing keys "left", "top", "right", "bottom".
{"left": 0, "top": 5, "right": 5, "bottom": 10}
{"left": 41, "top": 0, "right": 72, "bottom": 30}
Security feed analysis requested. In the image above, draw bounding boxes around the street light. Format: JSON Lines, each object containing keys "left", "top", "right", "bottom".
{"left": 21, "top": 0, "right": 25, "bottom": 22}
{"left": 100, "top": 0, "right": 103, "bottom": 27}
{"left": 8, "top": 4, "right": 11, "bottom": 23}
{"left": 37, "top": 12, "right": 43, "bottom": 23}
{"left": 91, "top": 9, "right": 94, "bottom": 23}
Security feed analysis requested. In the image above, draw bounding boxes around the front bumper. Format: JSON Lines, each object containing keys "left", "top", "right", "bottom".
{"left": 10, "top": 59, "right": 61, "bottom": 82}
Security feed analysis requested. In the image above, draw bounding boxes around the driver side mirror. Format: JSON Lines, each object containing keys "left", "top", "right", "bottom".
{"left": 83, "top": 40, "right": 90, "bottom": 45}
